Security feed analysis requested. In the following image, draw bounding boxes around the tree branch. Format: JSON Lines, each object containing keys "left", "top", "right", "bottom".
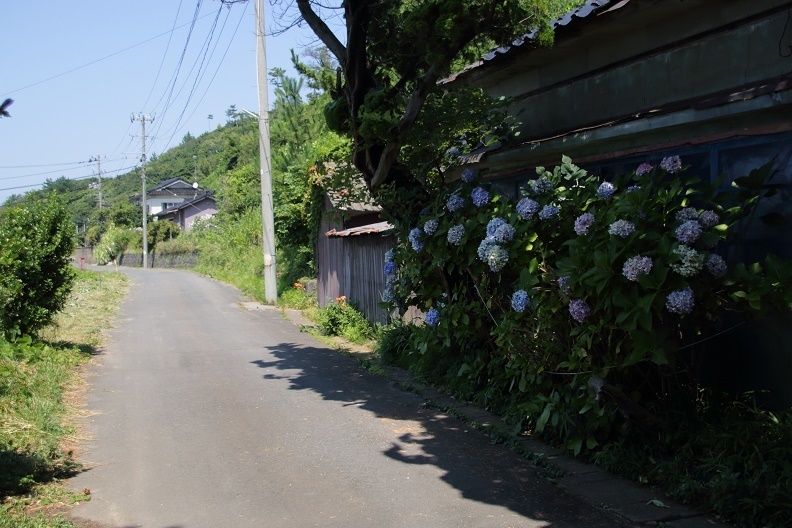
{"left": 296, "top": 0, "right": 346, "bottom": 67}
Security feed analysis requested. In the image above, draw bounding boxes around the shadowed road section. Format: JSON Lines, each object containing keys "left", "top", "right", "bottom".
{"left": 69, "top": 268, "right": 630, "bottom": 528}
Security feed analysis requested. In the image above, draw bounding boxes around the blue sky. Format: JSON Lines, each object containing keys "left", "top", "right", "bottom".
{"left": 0, "top": 1, "right": 323, "bottom": 203}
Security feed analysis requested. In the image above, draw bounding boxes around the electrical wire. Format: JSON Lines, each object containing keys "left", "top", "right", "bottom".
{"left": 0, "top": 160, "right": 90, "bottom": 169}
{"left": 0, "top": 159, "right": 126, "bottom": 181}
{"left": 0, "top": 166, "right": 137, "bottom": 192}
{"left": 141, "top": 0, "right": 185, "bottom": 111}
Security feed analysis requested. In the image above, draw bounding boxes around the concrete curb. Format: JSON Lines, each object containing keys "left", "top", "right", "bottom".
{"left": 270, "top": 304, "right": 732, "bottom": 528}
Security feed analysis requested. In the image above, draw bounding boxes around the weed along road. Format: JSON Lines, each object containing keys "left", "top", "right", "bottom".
{"left": 69, "top": 268, "right": 629, "bottom": 528}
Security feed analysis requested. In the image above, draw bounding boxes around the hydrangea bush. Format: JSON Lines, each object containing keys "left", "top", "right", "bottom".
{"left": 380, "top": 156, "right": 792, "bottom": 457}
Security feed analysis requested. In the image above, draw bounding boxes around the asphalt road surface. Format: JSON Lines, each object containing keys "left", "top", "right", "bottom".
{"left": 69, "top": 267, "right": 630, "bottom": 528}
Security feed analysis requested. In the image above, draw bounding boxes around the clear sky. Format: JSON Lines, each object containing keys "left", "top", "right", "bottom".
{"left": 0, "top": 0, "right": 322, "bottom": 204}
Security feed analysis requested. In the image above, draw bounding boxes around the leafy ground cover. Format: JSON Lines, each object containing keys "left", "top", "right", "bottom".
{"left": 1, "top": 270, "right": 128, "bottom": 527}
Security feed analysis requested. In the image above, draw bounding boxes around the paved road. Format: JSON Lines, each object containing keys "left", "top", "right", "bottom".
{"left": 69, "top": 268, "right": 630, "bottom": 528}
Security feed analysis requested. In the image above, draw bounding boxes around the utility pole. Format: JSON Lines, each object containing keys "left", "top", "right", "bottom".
{"left": 255, "top": 0, "right": 277, "bottom": 303}
{"left": 89, "top": 155, "right": 103, "bottom": 209}
{"left": 131, "top": 113, "right": 154, "bottom": 269}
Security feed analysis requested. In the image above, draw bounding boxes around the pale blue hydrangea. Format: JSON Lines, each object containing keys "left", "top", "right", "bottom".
{"left": 672, "top": 245, "right": 704, "bottom": 277}
{"left": 699, "top": 210, "right": 720, "bottom": 229}
{"left": 384, "top": 249, "right": 395, "bottom": 262}
{"left": 660, "top": 155, "right": 683, "bottom": 173}
{"left": 485, "top": 246, "right": 509, "bottom": 272}
{"left": 477, "top": 237, "right": 499, "bottom": 261}
{"left": 447, "top": 225, "right": 465, "bottom": 245}
{"left": 635, "top": 163, "right": 653, "bottom": 176}
{"left": 569, "top": 299, "right": 591, "bottom": 323}
{"left": 471, "top": 187, "right": 490, "bottom": 207}
{"left": 608, "top": 219, "right": 635, "bottom": 237}
{"left": 516, "top": 198, "right": 540, "bottom": 220}
{"left": 705, "top": 254, "right": 727, "bottom": 277}
{"left": 622, "top": 255, "right": 653, "bottom": 281}
{"left": 425, "top": 308, "right": 440, "bottom": 326}
{"left": 461, "top": 168, "right": 476, "bottom": 183}
{"left": 408, "top": 228, "right": 424, "bottom": 251}
{"left": 424, "top": 219, "right": 438, "bottom": 235}
{"left": 493, "top": 223, "right": 515, "bottom": 243}
{"left": 383, "top": 261, "right": 398, "bottom": 277}
{"left": 666, "top": 287, "right": 695, "bottom": 315}
{"left": 676, "top": 208, "right": 699, "bottom": 222}
{"left": 558, "top": 275, "right": 571, "bottom": 296}
{"left": 486, "top": 218, "right": 507, "bottom": 237}
{"left": 511, "top": 290, "right": 530, "bottom": 313}
{"left": 676, "top": 220, "right": 703, "bottom": 245}
{"left": 538, "top": 205, "right": 559, "bottom": 220}
{"left": 574, "top": 213, "right": 595, "bottom": 235}
{"left": 532, "top": 177, "right": 553, "bottom": 194}
{"left": 626, "top": 185, "right": 642, "bottom": 193}
{"left": 597, "top": 182, "right": 615, "bottom": 200}
{"left": 382, "top": 284, "right": 396, "bottom": 303}
{"left": 446, "top": 194, "right": 465, "bottom": 212}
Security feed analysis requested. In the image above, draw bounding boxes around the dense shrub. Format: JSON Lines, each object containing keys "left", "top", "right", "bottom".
{"left": 0, "top": 197, "right": 75, "bottom": 339}
{"left": 315, "top": 298, "right": 377, "bottom": 343}
{"left": 93, "top": 224, "right": 136, "bottom": 266}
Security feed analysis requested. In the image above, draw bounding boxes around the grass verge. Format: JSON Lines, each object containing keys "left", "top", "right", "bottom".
{"left": 1, "top": 269, "right": 128, "bottom": 527}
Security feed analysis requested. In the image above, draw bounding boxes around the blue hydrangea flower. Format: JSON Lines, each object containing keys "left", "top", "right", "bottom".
{"left": 447, "top": 225, "right": 465, "bottom": 245}
{"left": 424, "top": 219, "right": 438, "bottom": 235}
{"left": 486, "top": 218, "right": 508, "bottom": 237}
{"left": 676, "top": 208, "right": 699, "bottom": 222}
{"left": 471, "top": 187, "right": 490, "bottom": 207}
{"left": 622, "top": 255, "right": 653, "bottom": 281}
{"left": 461, "top": 168, "right": 476, "bottom": 183}
{"left": 382, "top": 284, "right": 396, "bottom": 303}
{"left": 516, "top": 198, "right": 540, "bottom": 220}
{"left": 608, "top": 220, "right": 635, "bottom": 237}
{"left": 538, "top": 205, "right": 559, "bottom": 220}
{"left": 574, "top": 213, "right": 595, "bottom": 235}
{"left": 672, "top": 245, "right": 704, "bottom": 277}
{"left": 666, "top": 287, "right": 695, "bottom": 315}
{"left": 485, "top": 246, "right": 509, "bottom": 272}
{"left": 532, "top": 177, "right": 553, "bottom": 194}
{"left": 446, "top": 194, "right": 465, "bottom": 212}
{"left": 569, "top": 299, "right": 591, "bottom": 323}
{"left": 597, "top": 182, "right": 615, "bottom": 200}
{"left": 383, "top": 261, "right": 398, "bottom": 277}
{"left": 660, "top": 156, "right": 683, "bottom": 173}
{"left": 626, "top": 185, "right": 642, "bottom": 193}
{"left": 477, "top": 237, "right": 499, "bottom": 262}
{"left": 676, "top": 220, "right": 702, "bottom": 245}
{"left": 408, "top": 228, "right": 424, "bottom": 251}
{"left": 635, "top": 163, "right": 653, "bottom": 176}
{"left": 384, "top": 249, "right": 395, "bottom": 263}
{"left": 425, "top": 308, "right": 440, "bottom": 326}
{"left": 511, "top": 290, "right": 530, "bottom": 313}
{"left": 558, "top": 275, "right": 571, "bottom": 296}
{"left": 699, "top": 210, "right": 720, "bottom": 229}
{"left": 705, "top": 254, "right": 727, "bottom": 277}
{"left": 493, "top": 223, "right": 515, "bottom": 243}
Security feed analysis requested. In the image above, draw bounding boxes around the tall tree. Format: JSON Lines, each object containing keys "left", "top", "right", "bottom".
{"left": 293, "top": 0, "right": 571, "bottom": 200}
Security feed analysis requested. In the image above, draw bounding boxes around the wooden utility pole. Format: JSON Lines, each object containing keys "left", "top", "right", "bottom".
{"left": 255, "top": 0, "right": 277, "bottom": 303}
{"left": 132, "top": 113, "right": 154, "bottom": 269}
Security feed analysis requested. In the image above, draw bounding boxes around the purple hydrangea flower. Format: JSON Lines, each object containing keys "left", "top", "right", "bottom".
{"left": 538, "top": 205, "right": 559, "bottom": 220}
{"left": 676, "top": 208, "right": 699, "bottom": 222}
{"left": 461, "top": 168, "right": 476, "bottom": 183}
{"left": 558, "top": 275, "right": 571, "bottom": 296}
{"left": 608, "top": 220, "right": 635, "bottom": 237}
{"left": 622, "top": 255, "right": 653, "bottom": 281}
{"left": 676, "top": 220, "right": 703, "bottom": 245}
{"left": 446, "top": 194, "right": 465, "bottom": 212}
{"left": 666, "top": 287, "right": 695, "bottom": 315}
{"left": 672, "top": 245, "right": 704, "bottom": 277}
{"left": 706, "top": 254, "right": 727, "bottom": 277}
{"left": 635, "top": 163, "right": 654, "bottom": 176}
{"left": 574, "top": 212, "right": 595, "bottom": 235}
{"left": 569, "top": 299, "right": 591, "bottom": 323}
{"left": 517, "top": 198, "right": 540, "bottom": 220}
{"left": 447, "top": 225, "right": 465, "bottom": 245}
{"left": 699, "top": 210, "right": 720, "bottom": 229}
{"left": 660, "top": 156, "right": 683, "bottom": 173}
{"left": 597, "top": 182, "right": 615, "bottom": 200}
{"left": 423, "top": 219, "right": 438, "bottom": 235}
{"left": 425, "top": 308, "right": 440, "bottom": 326}
{"left": 511, "top": 290, "right": 530, "bottom": 313}
{"left": 408, "top": 228, "right": 424, "bottom": 251}
{"left": 471, "top": 187, "right": 490, "bottom": 207}
{"left": 532, "top": 177, "right": 553, "bottom": 194}
{"left": 383, "top": 261, "right": 398, "bottom": 277}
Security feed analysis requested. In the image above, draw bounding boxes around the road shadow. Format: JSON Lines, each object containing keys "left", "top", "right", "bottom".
{"left": 251, "top": 342, "right": 625, "bottom": 527}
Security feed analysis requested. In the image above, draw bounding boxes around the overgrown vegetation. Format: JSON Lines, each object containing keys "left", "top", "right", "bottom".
{"left": 314, "top": 297, "right": 377, "bottom": 344}
{"left": 378, "top": 157, "right": 792, "bottom": 527}
{"left": 0, "top": 270, "right": 127, "bottom": 526}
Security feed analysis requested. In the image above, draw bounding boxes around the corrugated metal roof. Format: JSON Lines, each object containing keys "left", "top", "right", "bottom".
{"left": 442, "top": 0, "right": 624, "bottom": 83}
{"left": 326, "top": 221, "right": 394, "bottom": 238}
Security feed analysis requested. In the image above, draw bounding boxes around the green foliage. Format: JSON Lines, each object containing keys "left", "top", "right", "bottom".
{"left": 315, "top": 299, "right": 377, "bottom": 344}
{"left": 147, "top": 220, "right": 179, "bottom": 251}
{"left": 93, "top": 224, "right": 136, "bottom": 266}
{"left": 379, "top": 156, "right": 792, "bottom": 525}
{"left": 0, "top": 197, "right": 75, "bottom": 339}
{"left": 375, "top": 322, "right": 418, "bottom": 368}
{"left": 278, "top": 285, "right": 317, "bottom": 311}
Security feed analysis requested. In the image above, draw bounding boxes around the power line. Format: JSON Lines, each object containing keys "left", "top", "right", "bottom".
{"left": 141, "top": 0, "right": 186, "bottom": 111}
{"left": 0, "top": 166, "right": 137, "bottom": 192}
{"left": 0, "top": 160, "right": 90, "bottom": 169}
{"left": 0, "top": 159, "right": 125, "bottom": 181}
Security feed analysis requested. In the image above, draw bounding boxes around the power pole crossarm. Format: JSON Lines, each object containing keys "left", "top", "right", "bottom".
{"left": 131, "top": 113, "right": 155, "bottom": 269}
{"left": 255, "top": 0, "right": 277, "bottom": 303}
